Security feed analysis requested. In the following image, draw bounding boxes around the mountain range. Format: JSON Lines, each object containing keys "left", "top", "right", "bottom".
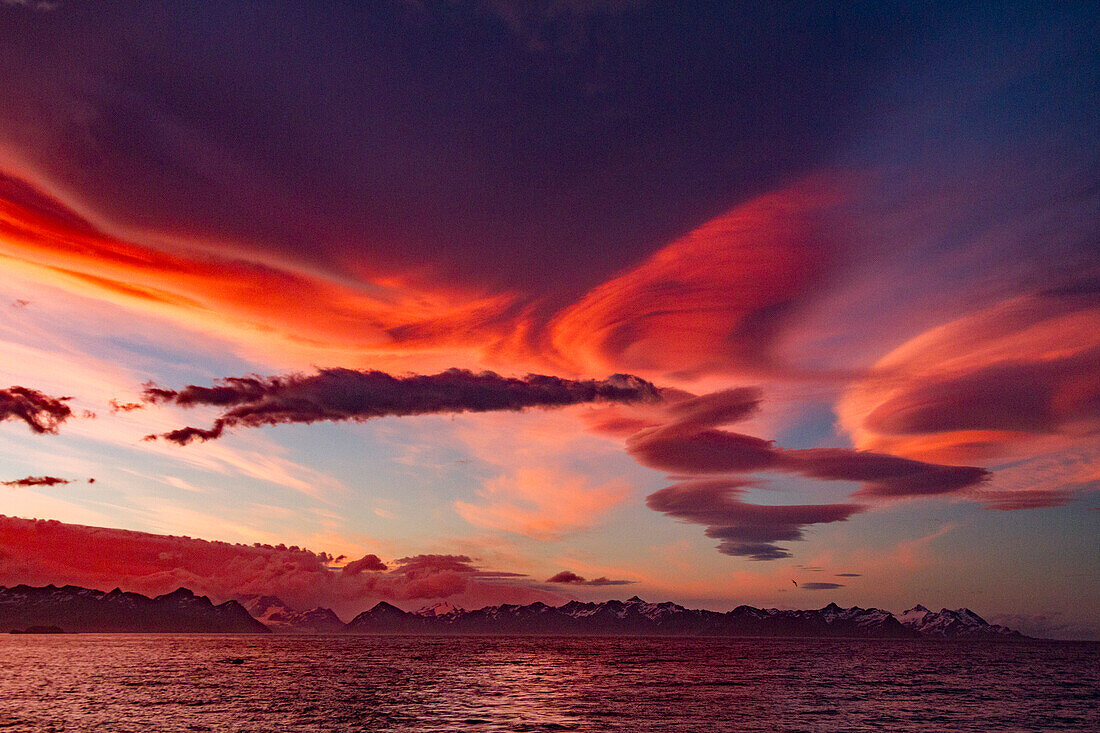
{"left": 343, "top": 596, "right": 1022, "bottom": 639}
{"left": 0, "top": 584, "right": 267, "bottom": 633}
{"left": 1, "top": 585, "right": 1024, "bottom": 639}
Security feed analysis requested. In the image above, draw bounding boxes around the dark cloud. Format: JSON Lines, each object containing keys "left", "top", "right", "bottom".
{"left": 626, "top": 417, "right": 988, "bottom": 499}
{"left": 782, "top": 449, "right": 989, "bottom": 498}
{"left": 144, "top": 368, "right": 660, "bottom": 444}
{"left": 801, "top": 582, "right": 844, "bottom": 590}
{"left": 628, "top": 388, "right": 991, "bottom": 559}
{"left": 545, "top": 570, "right": 634, "bottom": 586}
{"left": 0, "top": 386, "right": 73, "bottom": 434}
{"left": 341, "top": 554, "right": 387, "bottom": 575}
{"left": 2, "top": 476, "right": 70, "bottom": 487}
{"left": 979, "top": 489, "right": 1078, "bottom": 511}
{"left": 665, "top": 387, "right": 763, "bottom": 431}
{"left": 384, "top": 554, "right": 513, "bottom": 600}
{"left": 835, "top": 573, "right": 862, "bottom": 577}
{"left": 0, "top": 2, "right": 947, "bottom": 302}
{"left": 645, "top": 479, "right": 864, "bottom": 561}
{"left": 628, "top": 428, "right": 780, "bottom": 474}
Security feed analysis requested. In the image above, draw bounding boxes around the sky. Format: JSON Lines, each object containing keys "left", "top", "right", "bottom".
{"left": 0, "top": 1, "right": 1096, "bottom": 638}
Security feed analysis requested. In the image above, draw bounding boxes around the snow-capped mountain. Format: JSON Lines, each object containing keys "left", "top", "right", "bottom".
{"left": 413, "top": 600, "right": 465, "bottom": 618}
{"left": 0, "top": 585, "right": 1029, "bottom": 639}
{"left": 346, "top": 596, "right": 1021, "bottom": 638}
{"left": 239, "top": 595, "right": 344, "bottom": 633}
{"left": 898, "top": 605, "right": 1022, "bottom": 639}
{"left": 0, "top": 584, "right": 268, "bottom": 633}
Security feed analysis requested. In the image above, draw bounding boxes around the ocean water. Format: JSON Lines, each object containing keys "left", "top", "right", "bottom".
{"left": 0, "top": 635, "right": 1096, "bottom": 732}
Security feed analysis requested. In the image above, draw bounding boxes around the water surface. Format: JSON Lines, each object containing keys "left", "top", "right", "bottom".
{"left": 1, "top": 635, "right": 1096, "bottom": 731}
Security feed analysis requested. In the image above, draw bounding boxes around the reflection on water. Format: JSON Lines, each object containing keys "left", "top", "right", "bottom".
{"left": 0, "top": 635, "right": 1096, "bottom": 731}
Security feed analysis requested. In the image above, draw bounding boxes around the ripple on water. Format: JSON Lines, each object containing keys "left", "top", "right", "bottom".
{"left": 0, "top": 636, "right": 1096, "bottom": 732}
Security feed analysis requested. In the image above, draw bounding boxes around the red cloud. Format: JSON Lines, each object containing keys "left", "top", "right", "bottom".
{"left": 0, "top": 173, "right": 517, "bottom": 368}
{"left": 547, "top": 180, "right": 849, "bottom": 377}
{"left": 2, "top": 476, "right": 71, "bottom": 487}
{"left": 0, "top": 516, "right": 542, "bottom": 618}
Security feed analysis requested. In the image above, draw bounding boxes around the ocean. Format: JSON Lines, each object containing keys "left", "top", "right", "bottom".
{"left": 1, "top": 635, "right": 1096, "bottom": 731}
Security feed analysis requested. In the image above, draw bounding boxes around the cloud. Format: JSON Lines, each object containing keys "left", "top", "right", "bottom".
{"left": 144, "top": 368, "right": 661, "bottom": 444}
{"left": 108, "top": 399, "right": 144, "bottom": 413}
{"left": 800, "top": 582, "right": 844, "bottom": 590}
{"left": 2, "top": 476, "right": 70, "bottom": 487}
{"left": 628, "top": 427, "right": 779, "bottom": 474}
{"left": 782, "top": 448, "right": 989, "bottom": 499}
{"left": 548, "top": 180, "right": 850, "bottom": 377}
{"left": 545, "top": 570, "right": 634, "bottom": 586}
{"left": 623, "top": 387, "right": 989, "bottom": 558}
{"left": 664, "top": 387, "right": 764, "bottom": 431}
{"left": 977, "top": 489, "right": 1078, "bottom": 511}
{"left": 0, "top": 386, "right": 73, "bottom": 434}
{"left": 0, "top": 515, "right": 543, "bottom": 617}
{"left": 1, "top": 0, "right": 60, "bottom": 10}
{"left": 863, "top": 347, "right": 1100, "bottom": 437}
{"left": 340, "top": 554, "right": 388, "bottom": 574}
{"left": 627, "top": 422, "right": 988, "bottom": 498}
{"left": 645, "top": 479, "right": 864, "bottom": 561}
{"left": 835, "top": 573, "right": 861, "bottom": 577}
{"left": 454, "top": 467, "right": 630, "bottom": 540}
{"left": 834, "top": 288, "right": 1100, "bottom": 508}
{"left": 0, "top": 172, "right": 519, "bottom": 370}
{"left": 840, "top": 290, "right": 1100, "bottom": 464}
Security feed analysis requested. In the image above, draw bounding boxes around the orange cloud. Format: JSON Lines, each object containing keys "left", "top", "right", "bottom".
{"left": 0, "top": 171, "right": 516, "bottom": 370}
{"left": 454, "top": 467, "right": 631, "bottom": 540}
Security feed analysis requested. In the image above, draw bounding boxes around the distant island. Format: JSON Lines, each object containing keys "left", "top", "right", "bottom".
{"left": 1, "top": 585, "right": 1027, "bottom": 639}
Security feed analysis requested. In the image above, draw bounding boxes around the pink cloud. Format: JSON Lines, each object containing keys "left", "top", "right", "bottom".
{"left": 454, "top": 467, "right": 631, "bottom": 540}
{"left": 839, "top": 287, "right": 1100, "bottom": 507}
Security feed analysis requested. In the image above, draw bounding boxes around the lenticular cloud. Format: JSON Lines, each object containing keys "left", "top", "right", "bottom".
{"left": 143, "top": 368, "right": 661, "bottom": 444}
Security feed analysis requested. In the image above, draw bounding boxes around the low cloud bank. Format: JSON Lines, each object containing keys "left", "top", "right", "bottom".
{"left": 0, "top": 516, "right": 551, "bottom": 616}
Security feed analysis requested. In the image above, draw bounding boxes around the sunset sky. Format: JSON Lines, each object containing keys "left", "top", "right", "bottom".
{"left": 0, "top": 2, "right": 1096, "bottom": 638}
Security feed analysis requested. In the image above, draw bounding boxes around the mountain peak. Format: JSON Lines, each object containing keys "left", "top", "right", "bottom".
{"left": 414, "top": 600, "right": 464, "bottom": 617}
